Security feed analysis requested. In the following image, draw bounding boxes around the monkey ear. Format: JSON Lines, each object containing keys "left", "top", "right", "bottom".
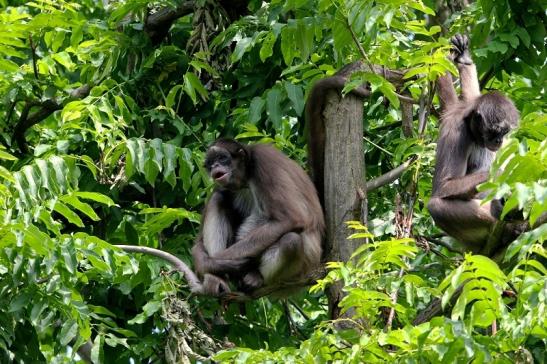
{"left": 236, "top": 147, "right": 247, "bottom": 159}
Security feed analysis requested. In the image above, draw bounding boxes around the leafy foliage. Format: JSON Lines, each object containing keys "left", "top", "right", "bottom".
{"left": 0, "top": 0, "right": 544, "bottom": 362}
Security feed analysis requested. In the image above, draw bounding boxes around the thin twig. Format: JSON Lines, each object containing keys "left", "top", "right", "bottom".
{"left": 288, "top": 299, "right": 310, "bottom": 321}
{"left": 363, "top": 135, "right": 394, "bottom": 156}
{"left": 29, "top": 34, "right": 39, "bottom": 79}
{"left": 385, "top": 268, "right": 404, "bottom": 332}
{"left": 346, "top": 19, "right": 374, "bottom": 70}
{"left": 396, "top": 92, "right": 418, "bottom": 104}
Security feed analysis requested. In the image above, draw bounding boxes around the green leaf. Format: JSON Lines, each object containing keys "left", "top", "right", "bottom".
{"left": 91, "top": 334, "right": 104, "bottom": 364}
{"left": 54, "top": 201, "right": 84, "bottom": 227}
{"left": 60, "top": 195, "right": 100, "bottom": 221}
{"left": 259, "top": 32, "right": 276, "bottom": 62}
{"left": 0, "top": 149, "right": 17, "bottom": 160}
{"left": 295, "top": 18, "right": 314, "bottom": 61}
{"left": 249, "top": 97, "right": 265, "bottom": 123}
{"left": 284, "top": 82, "right": 304, "bottom": 116}
{"left": 166, "top": 85, "right": 184, "bottom": 109}
{"left": 162, "top": 143, "right": 178, "bottom": 188}
{"left": 266, "top": 87, "right": 283, "bottom": 128}
{"left": 183, "top": 73, "right": 197, "bottom": 105}
{"left": 60, "top": 320, "right": 79, "bottom": 346}
{"left": 280, "top": 26, "right": 296, "bottom": 65}
{"left": 184, "top": 72, "right": 208, "bottom": 102}
{"left": 332, "top": 10, "right": 352, "bottom": 52}
{"left": 231, "top": 36, "right": 253, "bottom": 63}
{"left": 9, "top": 293, "right": 31, "bottom": 313}
{"left": 74, "top": 192, "right": 116, "bottom": 207}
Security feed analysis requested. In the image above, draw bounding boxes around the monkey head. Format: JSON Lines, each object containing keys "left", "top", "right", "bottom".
{"left": 469, "top": 92, "right": 519, "bottom": 151}
{"left": 204, "top": 139, "right": 249, "bottom": 190}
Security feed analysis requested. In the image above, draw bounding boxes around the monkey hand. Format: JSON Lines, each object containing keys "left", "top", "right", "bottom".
{"left": 450, "top": 34, "right": 472, "bottom": 65}
{"left": 202, "top": 273, "right": 231, "bottom": 297}
{"left": 208, "top": 256, "right": 251, "bottom": 274}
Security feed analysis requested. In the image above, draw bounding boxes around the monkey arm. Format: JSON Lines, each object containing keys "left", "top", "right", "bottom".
{"left": 191, "top": 241, "right": 212, "bottom": 275}
{"left": 192, "top": 192, "right": 251, "bottom": 275}
{"left": 192, "top": 241, "right": 250, "bottom": 274}
{"left": 450, "top": 34, "right": 481, "bottom": 102}
{"left": 457, "top": 63, "right": 481, "bottom": 102}
{"left": 437, "top": 73, "right": 457, "bottom": 112}
{"left": 436, "top": 171, "right": 489, "bottom": 199}
{"left": 211, "top": 220, "right": 293, "bottom": 261}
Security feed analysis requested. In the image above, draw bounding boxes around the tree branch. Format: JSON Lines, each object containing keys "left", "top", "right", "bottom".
{"left": 412, "top": 285, "right": 464, "bottom": 325}
{"left": 365, "top": 156, "right": 417, "bottom": 192}
{"left": 14, "top": 84, "right": 91, "bottom": 154}
{"left": 145, "top": 2, "right": 195, "bottom": 44}
{"left": 29, "top": 34, "right": 39, "bottom": 79}
{"left": 220, "top": 267, "right": 327, "bottom": 302}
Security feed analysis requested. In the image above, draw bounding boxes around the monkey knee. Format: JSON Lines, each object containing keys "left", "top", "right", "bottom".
{"left": 278, "top": 232, "right": 303, "bottom": 256}
{"left": 259, "top": 232, "right": 304, "bottom": 283}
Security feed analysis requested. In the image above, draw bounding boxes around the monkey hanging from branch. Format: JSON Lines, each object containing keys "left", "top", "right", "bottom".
{"left": 191, "top": 138, "right": 325, "bottom": 297}
{"left": 427, "top": 34, "right": 527, "bottom": 256}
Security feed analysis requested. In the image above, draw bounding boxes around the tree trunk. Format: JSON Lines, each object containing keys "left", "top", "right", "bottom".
{"left": 323, "top": 89, "right": 366, "bottom": 319}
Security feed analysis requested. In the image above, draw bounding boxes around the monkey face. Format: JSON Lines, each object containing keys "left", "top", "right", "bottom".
{"left": 473, "top": 92, "right": 518, "bottom": 151}
{"left": 481, "top": 129, "right": 503, "bottom": 151}
{"left": 483, "top": 125, "right": 510, "bottom": 151}
{"left": 204, "top": 146, "right": 247, "bottom": 190}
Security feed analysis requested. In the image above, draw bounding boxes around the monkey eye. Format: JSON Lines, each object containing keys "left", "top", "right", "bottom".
{"left": 218, "top": 154, "right": 230, "bottom": 164}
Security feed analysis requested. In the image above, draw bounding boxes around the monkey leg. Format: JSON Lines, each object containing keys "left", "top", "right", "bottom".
{"left": 258, "top": 232, "right": 304, "bottom": 285}
{"left": 427, "top": 197, "right": 500, "bottom": 251}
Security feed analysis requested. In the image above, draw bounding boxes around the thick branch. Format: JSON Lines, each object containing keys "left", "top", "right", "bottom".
{"left": 220, "top": 266, "right": 327, "bottom": 302}
{"left": 365, "top": 157, "right": 417, "bottom": 192}
{"left": 14, "top": 85, "right": 91, "bottom": 153}
{"left": 413, "top": 285, "right": 464, "bottom": 325}
{"left": 116, "top": 245, "right": 203, "bottom": 293}
{"left": 145, "top": 2, "right": 195, "bottom": 44}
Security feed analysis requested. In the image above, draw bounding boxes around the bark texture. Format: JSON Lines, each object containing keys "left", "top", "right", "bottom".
{"left": 323, "top": 89, "right": 366, "bottom": 318}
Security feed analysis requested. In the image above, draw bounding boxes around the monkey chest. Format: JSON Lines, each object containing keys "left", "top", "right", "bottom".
{"left": 233, "top": 190, "right": 265, "bottom": 241}
{"left": 467, "top": 145, "right": 494, "bottom": 174}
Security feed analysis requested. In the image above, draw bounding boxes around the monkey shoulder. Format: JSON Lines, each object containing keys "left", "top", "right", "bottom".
{"left": 248, "top": 144, "right": 322, "bottom": 223}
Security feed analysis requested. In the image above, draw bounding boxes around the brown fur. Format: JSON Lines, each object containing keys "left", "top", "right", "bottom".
{"left": 428, "top": 35, "right": 519, "bottom": 250}
{"left": 192, "top": 139, "right": 324, "bottom": 296}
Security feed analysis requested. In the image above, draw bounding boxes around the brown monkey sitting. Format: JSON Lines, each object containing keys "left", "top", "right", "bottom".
{"left": 427, "top": 34, "right": 521, "bottom": 253}
{"left": 192, "top": 139, "right": 324, "bottom": 296}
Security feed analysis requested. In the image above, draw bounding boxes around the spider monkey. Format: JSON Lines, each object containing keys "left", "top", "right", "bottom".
{"left": 427, "top": 34, "right": 522, "bottom": 253}
{"left": 192, "top": 139, "right": 324, "bottom": 296}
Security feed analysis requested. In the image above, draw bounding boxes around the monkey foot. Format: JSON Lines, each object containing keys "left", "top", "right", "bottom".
{"left": 241, "top": 271, "right": 264, "bottom": 292}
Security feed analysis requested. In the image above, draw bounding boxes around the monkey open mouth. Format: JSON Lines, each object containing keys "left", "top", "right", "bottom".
{"left": 212, "top": 171, "right": 228, "bottom": 182}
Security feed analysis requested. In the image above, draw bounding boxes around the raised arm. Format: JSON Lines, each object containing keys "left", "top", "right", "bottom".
{"left": 437, "top": 72, "right": 458, "bottom": 112}
{"left": 451, "top": 34, "right": 481, "bottom": 101}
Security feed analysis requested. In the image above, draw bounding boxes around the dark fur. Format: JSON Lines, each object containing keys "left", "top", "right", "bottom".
{"left": 427, "top": 35, "right": 519, "bottom": 250}
{"left": 305, "top": 63, "right": 371, "bottom": 205}
{"left": 192, "top": 139, "right": 324, "bottom": 296}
